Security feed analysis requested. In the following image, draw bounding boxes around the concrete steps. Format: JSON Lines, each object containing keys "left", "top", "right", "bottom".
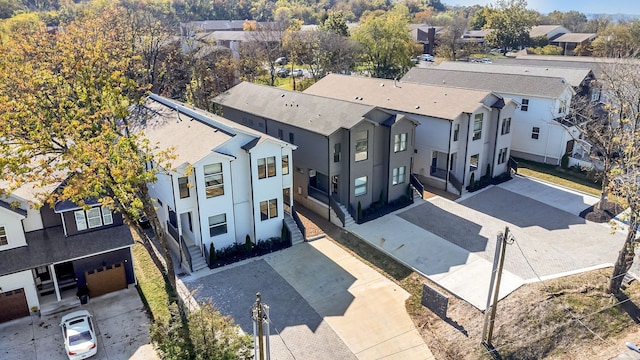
{"left": 284, "top": 214, "right": 305, "bottom": 245}
{"left": 337, "top": 203, "right": 355, "bottom": 227}
{"left": 187, "top": 244, "right": 208, "bottom": 272}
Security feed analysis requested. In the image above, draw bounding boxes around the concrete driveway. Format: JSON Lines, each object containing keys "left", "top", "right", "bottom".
{"left": 348, "top": 175, "right": 627, "bottom": 309}
{"left": 0, "top": 287, "right": 157, "bottom": 360}
{"left": 182, "top": 238, "right": 434, "bottom": 360}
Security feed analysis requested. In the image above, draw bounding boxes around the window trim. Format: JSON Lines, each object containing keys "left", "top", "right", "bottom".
{"left": 74, "top": 210, "right": 87, "bottom": 231}
{"left": 470, "top": 154, "right": 479, "bottom": 172}
{"left": 394, "top": 133, "right": 407, "bottom": 153}
{"left": 473, "top": 114, "right": 483, "bottom": 141}
{"left": 0, "top": 225, "right": 7, "bottom": 246}
{"left": 453, "top": 124, "right": 459, "bottom": 142}
{"left": 392, "top": 166, "right": 406, "bottom": 185}
{"left": 258, "top": 156, "right": 277, "bottom": 179}
{"left": 498, "top": 147, "right": 508, "bottom": 164}
{"left": 282, "top": 155, "right": 289, "bottom": 175}
{"left": 102, "top": 207, "right": 113, "bottom": 225}
{"left": 501, "top": 118, "right": 511, "bottom": 135}
{"left": 334, "top": 143, "right": 341, "bottom": 163}
{"left": 531, "top": 126, "right": 540, "bottom": 140}
{"left": 354, "top": 130, "right": 368, "bottom": 162}
{"left": 208, "top": 214, "right": 227, "bottom": 237}
{"left": 521, "top": 98, "right": 529, "bottom": 111}
{"left": 260, "top": 199, "right": 278, "bottom": 221}
{"left": 204, "top": 163, "right": 224, "bottom": 198}
{"left": 354, "top": 176, "right": 367, "bottom": 196}
{"left": 178, "top": 176, "right": 190, "bottom": 199}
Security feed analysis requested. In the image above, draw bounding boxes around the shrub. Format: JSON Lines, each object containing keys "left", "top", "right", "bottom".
{"left": 485, "top": 163, "right": 492, "bottom": 179}
{"left": 209, "top": 243, "right": 216, "bottom": 264}
{"left": 244, "top": 235, "right": 252, "bottom": 252}
{"left": 469, "top": 172, "right": 476, "bottom": 190}
{"left": 357, "top": 201, "right": 362, "bottom": 221}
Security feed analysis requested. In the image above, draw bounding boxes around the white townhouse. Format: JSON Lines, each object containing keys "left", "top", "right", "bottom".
{"left": 305, "top": 74, "right": 517, "bottom": 196}
{"left": 134, "top": 94, "right": 297, "bottom": 273}
{"left": 0, "top": 182, "right": 136, "bottom": 323}
{"left": 403, "top": 67, "right": 580, "bottom": 165}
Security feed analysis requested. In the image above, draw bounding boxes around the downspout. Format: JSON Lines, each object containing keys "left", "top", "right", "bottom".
{"left": 348, "top": 130, "right": 352, "bottom": 218}
{"left": 327, "top": 135, "right": 331, "bottom": 220}
{"left": 462, "top": 113, "right": 471, "bottom": 191}
{"left": 192, "top": 168, "right": 203, "bottom": 254}
{"left": 492, "top": 108, "right": 502, "bottom": 177}
{"left": 169, "top": 174, "right": 181, "bottom": 269}
{"left": 247, "top": 153, "right": 256, "bottom": 246}
{"left": 446, "top": 121, "right": 452, "bottom": 191}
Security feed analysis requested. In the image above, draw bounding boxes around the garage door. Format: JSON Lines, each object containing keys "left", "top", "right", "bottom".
{"left": 0, "top": 288, "right": 29, "bottom": 323}
{"left": 85, "top": 262, "right": 127, "bottom": 298}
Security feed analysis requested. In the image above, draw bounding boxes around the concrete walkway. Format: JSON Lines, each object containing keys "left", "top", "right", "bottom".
{"left": 182, "top": 238, "right": 434, "bottom": 360}
{"left": 348, "top": 175, "right": 627, "bottom": 310}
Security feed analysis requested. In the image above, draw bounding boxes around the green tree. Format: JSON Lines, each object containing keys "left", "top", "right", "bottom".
{"left": 484, "top": 0, "right": 538, "bottom": 53}
{"left": 321, "top": 10, "right": 350, "bottom": 36}
{"left": 541, "top": 10, "right": 588, "bottom": 32}
{"left": 188, "top": 302, "right": 253, "bottom": 359}
{"left": 352, "top": 5, "right": 414, "bottom": 79}
{"left": 0, "top": 0, "right": 25, "bottom": 19}
{"left": 0, "top": 1, "right": 178, "bottom": 290}
{"left": 591, "top": 20, "right": 640, "bottom": 58}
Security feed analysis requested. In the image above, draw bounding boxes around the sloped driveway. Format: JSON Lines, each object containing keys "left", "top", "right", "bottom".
{"left": 348, "top": 175, "right": 626, "bottom": 309}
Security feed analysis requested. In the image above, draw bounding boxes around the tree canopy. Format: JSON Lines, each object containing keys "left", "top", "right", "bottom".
{"left": 484, "top": 0, "right": 538, "bottom": 52}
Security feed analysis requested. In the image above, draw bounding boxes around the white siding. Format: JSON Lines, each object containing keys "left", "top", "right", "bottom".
{"left": 251, "top": 141, "right": 286, "bottom": 243}
{"left": 0, "top": 207, "right": 27, "bottom": 250}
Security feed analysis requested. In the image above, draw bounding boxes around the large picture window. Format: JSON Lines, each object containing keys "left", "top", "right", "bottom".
{"left": 473, "top": 114, "right": 483, "bottom": 141}
{"left": 354, "top": 176, "right": 367, "bottom": 196}
{"left": 355, "top": 131, "right": 368, "bottom": 162}
{"left": 204, "top": 163, "right": 224, "bottom": 198}
{"left": 258, "top": 156, "right": 276, "bottom": 179}
{"left": 0, "top": 226, "right": 7, "bottom": 246}
{"left": 392, "top": 166, "right": 406, "bottom": 185}
{"left": 260, "top": 199, "right": 278, "bottom": 221}
{"left": 394, "top": 133, "right": 407, "bottom": 152}
{"left": 208, "top": 214, "right": 227, "bottom": 237}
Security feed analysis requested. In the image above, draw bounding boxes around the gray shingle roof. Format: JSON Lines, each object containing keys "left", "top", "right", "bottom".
{"left": 401, "top": 68, "right": 570, "bottom": 98}
{"left": 552, "top": 33, "right": 596, "bottom": 43}
{"left": 304, "top": 74, "right": 501, "bottom": 120}
{"left": 214, "top": 82, "right": 378, "bottom": 136}
{"left": 0, "top": 225, "right": 134, "bottom": 276}
{"left": 435, "top": 61, "right": 591, "bottom": 87}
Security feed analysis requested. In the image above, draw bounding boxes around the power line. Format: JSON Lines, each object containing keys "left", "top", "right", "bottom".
{"left": 263, "top": 306, "right": 297, "bottom": 360}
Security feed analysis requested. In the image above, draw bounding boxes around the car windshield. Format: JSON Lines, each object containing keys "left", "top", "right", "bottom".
{"left": 69, "top": 330, "right": 93, "bottom": 345}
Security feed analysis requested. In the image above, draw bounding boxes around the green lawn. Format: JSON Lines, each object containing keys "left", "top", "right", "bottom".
{"left": 514, "top": 158, "right": 602, "bottom": 197}
{"left": 131, "top": 230, "right": 173, "bottom": 322}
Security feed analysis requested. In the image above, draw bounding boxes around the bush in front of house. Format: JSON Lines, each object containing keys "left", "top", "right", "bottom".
{"left": 208, "top": 236, "right": 291, "bottom": 269}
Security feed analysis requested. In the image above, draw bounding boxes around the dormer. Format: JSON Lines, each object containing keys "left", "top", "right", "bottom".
{"left": 54, "top": 199, "right": 123, "bottom": 237}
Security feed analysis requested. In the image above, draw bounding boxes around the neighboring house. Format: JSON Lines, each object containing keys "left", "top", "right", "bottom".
{"left": 0, "top": 182, "right": 135, "bottom": 323}
{"left": 461, "top": 29, "right": 493, "bottom": 46}
{"left": 410, "top": 24, "right": 443, "bottom": 54}
{"left": 402, "top": 67, "right": 581, "bottom": 166}
{"left": 213, "top": 82, "right": 419, "bottom": 225}
{"left": 304, "top": 74, "right": 517, "bottom": 197}
{"left": 132, "top": 94, "right": 297, "bottom": 273}
{"left": 529, "top": 25, "right": 570, "bottom": 41}
{"left": 550, "top": 33, "right": 597, "bottom": 56}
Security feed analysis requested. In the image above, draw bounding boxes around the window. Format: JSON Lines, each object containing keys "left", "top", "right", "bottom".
{"left": 521, "top": 99, "right": 529, "bottom": 111}
{"left": 102, "top": 207, "right": 113, "bottom": 225}
{"left": 74, "top": 210, "right": 87, "bottom": 231}
{"left": 282, "top": 155, "right": 289, "bottom": 175}
{"left": 473, "top": 114, "right": 483, "bottom": 141}
{"left": 86, "top": 207, "right": 102, "bottom": 228}
{"left": 559, "top": 100, "right": 567, "bottom": 114}
{"left": 258, "top": 156, "right": 276, "bottom": 179}
{"left": 334, "top": 143, "right": 341, "bottom": 162}
{"left": 453, "top": 124, "right": 459, "bottom": 141}
{"left": 289, "top": 132, "right": 295, "bottom": 144}
{"left": 0, "top": 226, "right": 7, "bottom": 246}
{"left": 204, "top": 163, "right": 224, "bottom": 198}
{"left": 531, "top": 127, "right": 540, "bottom": 140}
{"left": 392, "top": 166, "right": 406, "bottom": 185}
{"left": 470, "top": 154, "right": 479, "bottom": 171}
{"left": 277, "top": 129, "right": 283, "bottom": 140}
{"left": 260, "top": 199, "right": 278, "bottom": 220}
{"left": 394, "top": 133, "right": 407, "bottom": 152}
{"left": 501, "top": 118, "right": 511, "bottom": 135}
{"left": 355, "top": 131, "right": 368, "bottom": 161}
{"left": 498, "top": 148, "right": 508, "bottom": 164}
{"left": 354, "top": 176, "right": 367, "bottom": 196}
{"left": 178, "top": 177, "right": 189, "bottom": 199}
{"left": 208, "top": 214, "right": 227, "bottom": 237}
{"left": 591, "top": 89, "right": 601, "bottom": 102}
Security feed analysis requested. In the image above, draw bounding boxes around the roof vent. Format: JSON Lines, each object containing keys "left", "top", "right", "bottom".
{"left": 380, "top": 83, "right": 385, "bottom": 87}
{"left": 415, "top": 105, "right": 420, "bottom": 109}
{"left": 442, "top": 80, "right": 446, "bottom": 84}
{"left": 281, "top": 94, "right": 285, "bottom": 97}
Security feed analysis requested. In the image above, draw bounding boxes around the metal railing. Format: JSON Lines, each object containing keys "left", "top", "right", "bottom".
{"left": 410, "top": 174, "right": 424, "bottom": 199}
{"left": 430, "top": 165, "right": 447, "bottom": 180}
{"left": 448, "top": 172, "right": 463, "bottom": 194}
{"left": 329, "top": 195, "right": 346, "bottom": 227}
{"left": 508, "top": 157, "right": 518, "bottom": 173}
{"left": 308, "top": 185, "right": 329, "bottom": 204}
{"left": 166, "top": 220, "right": 179, "bottom": 241}
{"left": 179, "top": 235, "right": 193, "bottom": 273}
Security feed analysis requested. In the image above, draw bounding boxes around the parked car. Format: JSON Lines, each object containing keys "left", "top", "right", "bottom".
{"left": 60, "top": 310, "right": 97, "bottom": 359}
{"left": 291, "top": 68, "right": 304, "bottom": 77}
{"left": 276, "top": 68, "right": 289, "bottom": 78}
{"left": 419, "top": 54, "right": 434, "bottom": 62}
{"left": 275, "top": 57, "right": 288, "bottom": 65}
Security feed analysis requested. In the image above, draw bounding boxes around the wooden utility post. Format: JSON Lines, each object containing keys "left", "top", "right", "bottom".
{"left": 482, "top": 226, "right": 511, "bottom": 348}
{"left": 252, "top": 292, "right": 270, "bottom": 360}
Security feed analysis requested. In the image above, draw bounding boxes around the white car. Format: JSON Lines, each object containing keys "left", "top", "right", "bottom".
{"left": 419, "top": 54, "right": 434, "bottom": 62}
{"left": 60, "top": 310, "right": 97, "bottom": 359}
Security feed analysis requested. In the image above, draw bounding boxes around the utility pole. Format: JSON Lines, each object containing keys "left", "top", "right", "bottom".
{"left": 252, "top": 292, "right": 270, "bottom": 360}
{"left": 482, "top": 226, "right": 512, "bottom": 349}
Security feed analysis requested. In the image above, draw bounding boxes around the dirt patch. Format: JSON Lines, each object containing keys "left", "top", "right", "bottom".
{"left": 294, "top": 205, "right": 640, "bottom": 360}
{"left": 580, "top": 200, "right": 624, "bottom": 223}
